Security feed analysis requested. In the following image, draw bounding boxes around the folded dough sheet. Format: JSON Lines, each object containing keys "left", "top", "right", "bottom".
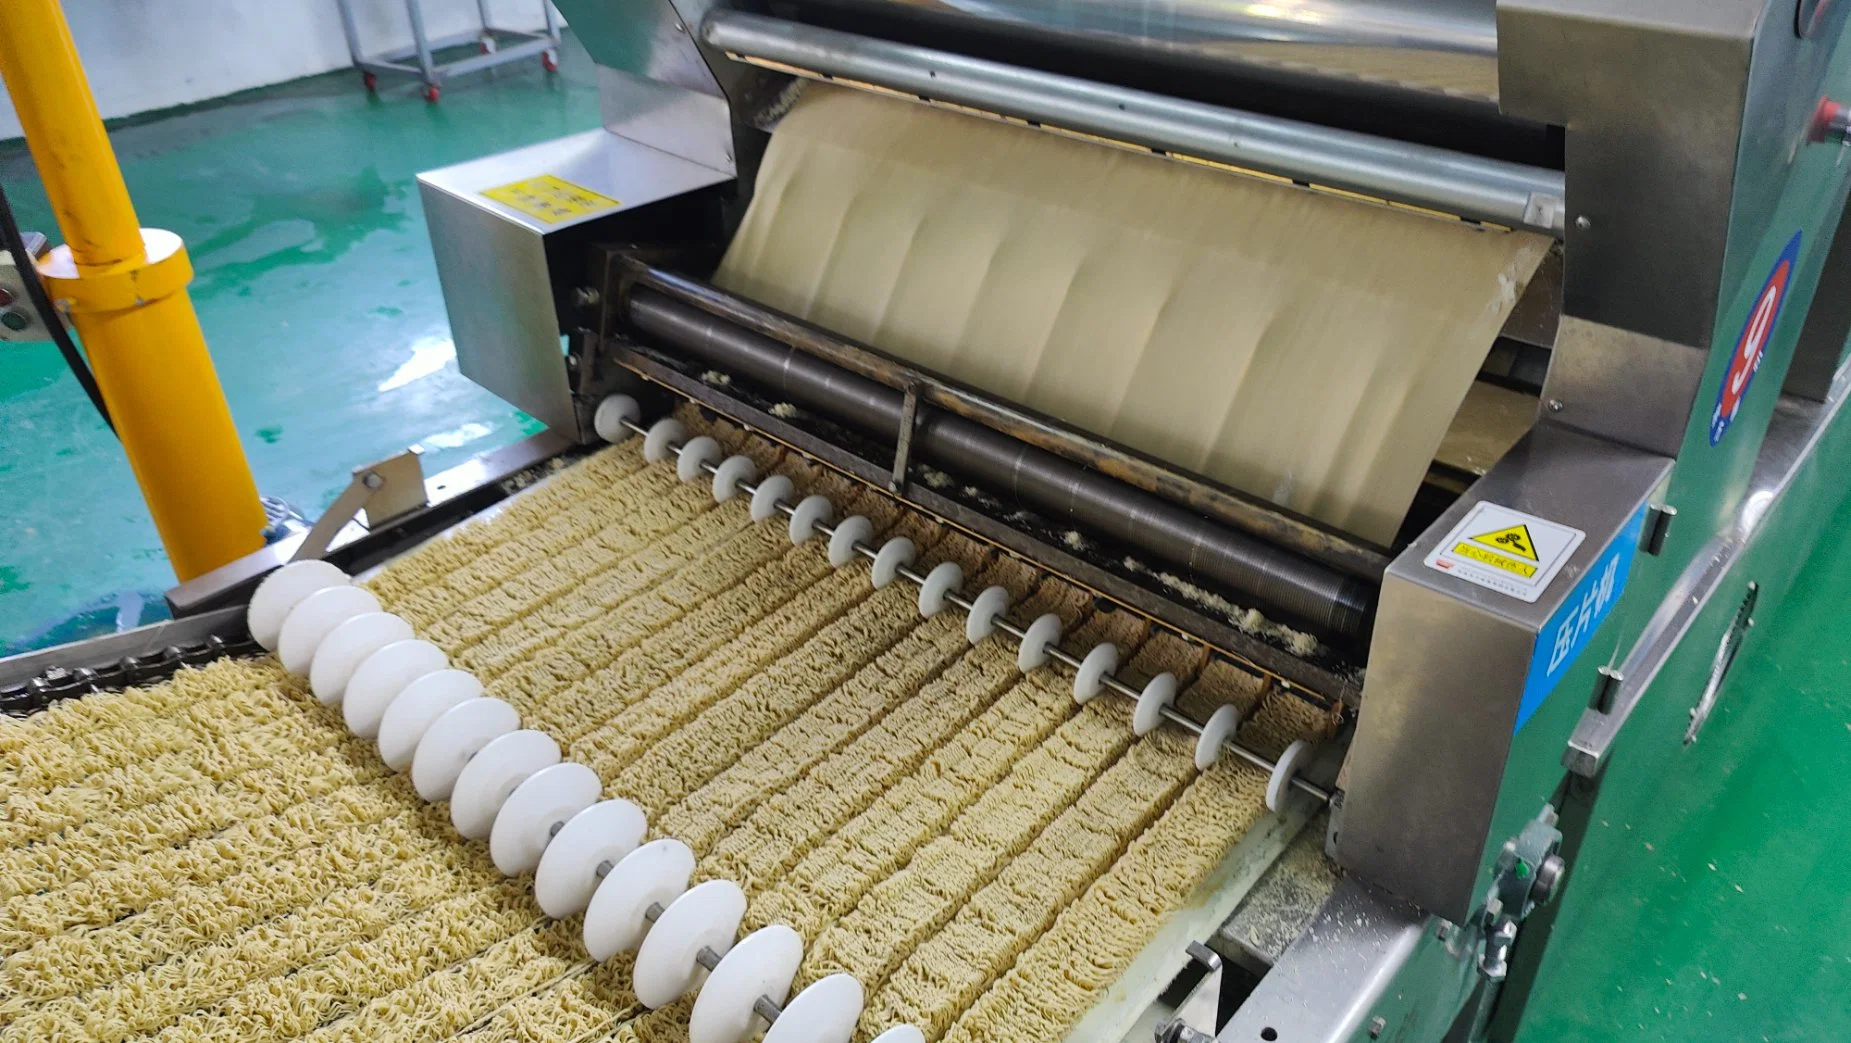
{"left": 717, "top": 86, "right": 1551, "bottom": 545}
{"left": 0, "top": 409, "right": 1338, "bottom": 1043}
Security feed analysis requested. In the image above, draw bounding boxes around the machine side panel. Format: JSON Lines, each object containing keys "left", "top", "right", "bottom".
{"left": 418, "top": 179, "right": 569, "bottom": 433}
{"left": 419, "top": 130, "right": 735, "bottom": 438}
{"left": 1341, "top": 427, "right": 1670, "bottom": 920}
{"left": 1498, "top": 0, "right": 1754, "bottom": 350}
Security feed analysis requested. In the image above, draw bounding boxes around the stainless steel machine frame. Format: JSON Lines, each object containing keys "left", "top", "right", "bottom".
{"left": 7, "top": 0, "right": 1846, "bottom": 1040}
{"left": 397, "top": 0, "right": 1851, "bottom": 1037}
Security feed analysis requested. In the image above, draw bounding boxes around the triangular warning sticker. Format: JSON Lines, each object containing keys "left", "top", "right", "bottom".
{"left": 1471, "top": 523, "right": 1539, "bottom": 561}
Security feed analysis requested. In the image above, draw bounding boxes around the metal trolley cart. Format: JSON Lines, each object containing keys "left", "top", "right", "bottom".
{"left": 335, "top": 0, "right": 560, "bottom": 102}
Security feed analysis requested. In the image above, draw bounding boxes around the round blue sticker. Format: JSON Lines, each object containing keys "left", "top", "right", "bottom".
{"left": 1710, "top": 230, "right": 1802, "bottom": 446}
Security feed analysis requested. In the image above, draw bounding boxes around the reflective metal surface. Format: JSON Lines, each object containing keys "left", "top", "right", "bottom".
{"left": 1538, "top": 316, "right": 1711, "bottom": 458}
{"left": 1217, "top": 878, "right": 1474, "bottom": 1042}
{"left": 1340, "top": 424, "right": 1671, "bottom": 921}
{"left": 796, "top": 0, "right": 1501, "bottom": 102}
{"left": 1567, "top": 362, "right": 1851, "bottom": 776}
{"left": 418, "top": 130, "right": 732, "bottom": 436}
{"left": 706, "top": 11, "right": 1564, "bottom": 234}
{"left": 623, "top": 285, "right": 1377, "bottom": 640}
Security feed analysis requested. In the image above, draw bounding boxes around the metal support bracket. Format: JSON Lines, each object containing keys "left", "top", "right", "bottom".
{"left": 891, "top": 382, "right": 920, "bottom": 492}
{"left": 1641, "top": 503, "right": 1677, "bottom": 555}
{"left": 291, "top": 450, "right": 427, "bottom": 562}
{"left": 1478, "top": 804, "right": 1566, "bottom": 982}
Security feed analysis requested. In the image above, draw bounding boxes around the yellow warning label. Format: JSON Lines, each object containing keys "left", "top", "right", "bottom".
{"left": 480, "top": 175, "right": 619, "bottom": 224}
{"left": 1452, "top": 542, "right": 1538, "bottom": 578}
{"left": 1470, "top": 523, "right": 1538, "bottom": 562}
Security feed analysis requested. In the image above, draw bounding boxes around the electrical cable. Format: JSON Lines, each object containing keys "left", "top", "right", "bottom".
{"left": 0, "top": 180, "right": 114, "bottom": 433}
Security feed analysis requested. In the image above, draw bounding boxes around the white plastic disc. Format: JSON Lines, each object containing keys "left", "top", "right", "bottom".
{"left": 247, "top": 560, "right": 349, "bottom": 651}
{"left": 764, "top": 973, "right": 865, "bottom": 1043}
{"left": 451, "top": 729, "right": 561, "bottom": 840}
{"left": 787, "top": 495, "right": 833, "bottom": 544}
{"left": 917, "top": 562, "right": 963, "bottom": 617}
{"left": 688, "top": 925, "right": 803, "bottom": 1043}
{"left": 533, "top": 798, "right": 648, "bottom": 917}
{"left": 584, "top": 838, "right": 696, "bottom": 961}
{"left": 644, "top": 417, "right": 686, "bottom": 463}
{"left": 827, "top": 515, "right": 873, "bottom": 567}
{"left": 308, "top": 612, "right": 413, "bottom": 705}
{"left": 965, "top": 585, "right": 1009, "bottom": 644}
{"left": 1017, "top": 612, "right": 1063, "bottom": 671}
{"left": 411, "top": 697, "right": 519, "bottom": 801}
{"left": 1267, "top": 739, "right": 1313, "bottom": 813}
{"left": 1074, "top": 642, "right": 1119, "bottom": 704}
{"left": 277, "top": 585, "right": 382, "bottom": 676}
{"left": 712, "top": 455, "right": 757, "bottom": 502}
{"left": 1134, "top": 672, "right": 1178, "bottom": 737}
{"left": 594, "top": 394, "right": 641, "bottom": 443}
{"left": 678, "top": 436, "right": 723, "bottom": 482}
{"left": 750, "top": 475, "right": 794, "bottom": 522}
{"left": 489, "top": 761, "right": 602, "bottom": 875}
{"left": 1195, "top": 704, "right": 1243, "bottom": 770}
{"left": 377, "top": 669, "right": 482, "bottom": 771}
{"left": 871, "top": 1027, "right": 927, "bottom": 1043}
{"left": 633, "top": 878, "right": 748, "bottom": 1008}
{"left": 343, "top": 639, "right": 449, "bottom": 738}
{"left": 870, "top": 537, "right": 916, "bottom": 588}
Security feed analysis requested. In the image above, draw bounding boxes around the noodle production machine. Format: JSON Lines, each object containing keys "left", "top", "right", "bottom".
{"left": 7, "top": 0, "right": 1851, "bottom": 1040}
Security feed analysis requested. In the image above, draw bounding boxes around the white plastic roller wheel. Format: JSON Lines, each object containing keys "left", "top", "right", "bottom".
{"left": 688, "top": 924, "right": 803, "bottom": 1043}
{"left": 1267, "top": 739, "right": 1313, "bottom": 813}
{"left": 644, "top": 417, "right": 686, "bottom": 463}
{"left": 247, "top": 560, "right": 349, "bottom": 651}
{"left": 750, "top": 476, "right": 794, "bottom": 522}
{"left": 411, "top": 697, "right": 520, "bottom": 801}
{"left": 533, "top": 798, "right": 647, "bottom": 917}
{"left": 763, "top": 974, "right": 865, "bottom": 1043}
{"left": 277, "top": 585, "right": 381, "bottom": 676}
{"left": 594, "top": 394, "right": 641, "bottom": 443}
{"left": 678, "top": 436, "right": 723, "bottom": 482}
{"left": 827, "top": 515, "right": 873, "bottom": 567}
{"left": 377, "top": 669, "right": 482, "bottom": 771}
{"left": 711, "top": 455, "right": 757, "bottom": 503}
{"left": 1073, "top": 642, "right": 1119, "bottom": 704}
{"left": 633, "top": 878, "right": 748, "bottom": 1008}
{"left": 1134, "top": 672, "right": 1178, "bottom": 737}
{"left": 965, "top": 585, "right": 1010, "bottom": 645}
{"left": 917, "top": 562, "right": 963, "bottom": 617}
{"left": 1195, "top": 704, "right": 1243, "bottom": 770}
{"left": 787, "top": 495, "right": 833, "bottom": 544}
{"left": 1016, "top": 613, "right": 1063, "bottom": 671}
{"left": 583, "top": 838, "right": 696, "bottom": 961}
{"left": 343, "top": 639, "right": 449, "bottom": 737}
{"left": 451, "top": 729, "right": 561, "bottom": 840}
{"left": 870, "top": 1027, "right": 927, "bottom": 1043}
{"left": 870, "top": 537, "right": 916, "bottom": 588}
{"left": 308, "top": 612, "right": 413, "bottom": 705}
{"left": 489, "top": 762, "right": 602, "bottom": 875}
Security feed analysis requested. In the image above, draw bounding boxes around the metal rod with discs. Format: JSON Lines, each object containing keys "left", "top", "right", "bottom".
{"left": 599, "top": 396, "right": 1331, "bottom": 806}
{"left": 449, "top": 729, "right": 561, "bottom": 839}
{"left": 533, "top": 797, "right": 647, "bottom": 917}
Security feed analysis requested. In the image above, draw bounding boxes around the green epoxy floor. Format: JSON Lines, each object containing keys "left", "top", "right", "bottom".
{"left": 0, "top": 36, "right": 600, "bottom": 650}
{"left": 1513, "top": 478, "right": 1851, "bottom": 1042}
{"left": 3, "top": 33, "right": 1850, "bottom": 1042}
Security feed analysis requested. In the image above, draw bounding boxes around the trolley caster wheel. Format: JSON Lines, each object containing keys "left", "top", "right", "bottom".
{"left": 542, "top": 48, "right": 560, "bottom": 73}
{"left": 422, "top": 84, "right": 441, "bottom": 103}
{"left": 362, "top": 71, "right": 378, "bottom": 92}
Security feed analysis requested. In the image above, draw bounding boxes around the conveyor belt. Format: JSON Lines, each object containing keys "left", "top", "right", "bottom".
{"left": 0, "top": 410, "right": 1336, "bottom": 1043}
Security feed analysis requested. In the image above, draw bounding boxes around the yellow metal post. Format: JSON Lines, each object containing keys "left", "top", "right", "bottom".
{"left": 0, "top": 0, "right": 267, "bottom": 580}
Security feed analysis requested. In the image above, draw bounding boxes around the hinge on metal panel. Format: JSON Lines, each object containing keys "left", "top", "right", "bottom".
{"left": 1478, "top": 804, "right": 1567, "bottom": 982}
